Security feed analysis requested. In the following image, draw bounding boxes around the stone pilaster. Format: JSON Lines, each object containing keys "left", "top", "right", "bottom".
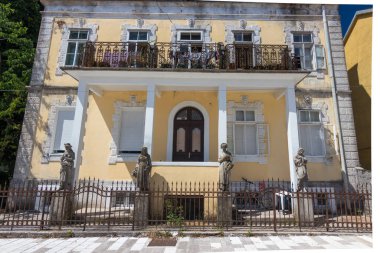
{"left": 13, "top": 87, "right": 42, "bottom": 181}
{"left": 13, "top": 15, "right": 55, "bottom": 181}
{"left": 327, "top": 19, "right": 360, "bottom": 189}
{"left": 30, "top": 16, "right": 54, "bottom": 86}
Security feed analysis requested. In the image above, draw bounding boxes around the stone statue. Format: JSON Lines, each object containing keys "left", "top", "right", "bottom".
{"left": 294, "top": 148, "right": 308, "bottom": 192}
{"left": 59, "top": 143, "right": 75, "bottom": 190}
{"left": 133, "top": 147, "right": 152, "bottom": 191}
{"left": 218, "top": 143, "right": 234, "bottom": 192}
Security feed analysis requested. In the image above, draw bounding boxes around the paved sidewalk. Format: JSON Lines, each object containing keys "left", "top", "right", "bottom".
{"left": 0, "top": 234, "right": 372, "bottom": 252}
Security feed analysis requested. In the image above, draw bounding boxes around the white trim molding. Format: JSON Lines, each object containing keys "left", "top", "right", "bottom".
{"left": 56, "top": 20, "right": 99, "bottom": 76}
{"left": 171, "top": 19, "right": 212, "bottom": 43}
{"left": 121, "top": 19, "right": 158, "bottom": 43}
{"left": 227, "top": 99, "right": 268, "bottom": 164}
{"left": 109, "top": 99, "right": 146, "bottom": 164}
{"left": 166, "top": 101, "right": 210, "bottom": 161}
{"left": 224, "top": 20, "right": 261, "bottom": 44}
{"left": 41, "top": 97, "right": 76, "bottom": 164}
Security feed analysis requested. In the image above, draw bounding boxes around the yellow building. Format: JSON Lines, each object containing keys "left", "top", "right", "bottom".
{"left": 13, "top": 1, "right": 361, "bottom": 193}
{"left": 344, "top": 9, "right": 372, "bottom": 171}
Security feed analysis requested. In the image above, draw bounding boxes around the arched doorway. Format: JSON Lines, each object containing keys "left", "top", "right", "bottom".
{"left": 173, "top": 107, "right": 204, "bottom": 161}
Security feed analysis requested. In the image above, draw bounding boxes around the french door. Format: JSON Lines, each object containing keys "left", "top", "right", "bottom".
{"left": 173, "top": 107, "right": 204, "bottom": 162}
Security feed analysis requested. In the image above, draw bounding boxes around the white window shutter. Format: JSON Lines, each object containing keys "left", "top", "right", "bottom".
{"left": 299, "top": 124, "right": 325, "bottom": 156}
{"left": 315, "top": 45, "right": 326, "bottom": 70}
{"left": 253, "top": 35, "right": 261, "bottom": 44}
{"left": 54, "top": 110, "right": 75, "bottom": 152}
{"left": 245, "top": 124, "right": 258, "bottom": 155}
{"left": 234, "top": 124, "right": 245, "bottom": 155}
{"left": 119, "top": 110, "right": 145, "bottom": 152}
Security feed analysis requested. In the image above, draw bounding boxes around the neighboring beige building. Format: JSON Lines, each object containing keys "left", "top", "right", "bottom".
{"left": 14, "top": 1, "right": 361, "bottom": 192}
{"left": 344, "top": 9, "right": 372, "bottom": 171}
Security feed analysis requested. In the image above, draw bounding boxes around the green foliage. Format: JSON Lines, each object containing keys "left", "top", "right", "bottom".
{"left": 65, "top": 229, "right": 75, "bottom": 237}
{"left": 0, "top": 2, "right": 40, "bottom": 183}
{"left": 165, "top": 200, "right": 184, "bottom": 228}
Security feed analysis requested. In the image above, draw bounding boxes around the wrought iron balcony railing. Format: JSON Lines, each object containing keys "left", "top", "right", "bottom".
{"left": 77, "top": 42, "right": 300, "bottom": 71}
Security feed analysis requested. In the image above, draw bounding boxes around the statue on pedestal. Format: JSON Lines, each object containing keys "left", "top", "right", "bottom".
{"left": 218, "top": 143, "right": 234, "bottom": 192}
{"left": 133, "top": 147, "right": 152, "bottom": 191}
{"left": 294, "top": 148, "right": 308, "bottom": 192}
{"left": 59, "top": 143, "right": 75, "bottom": 190}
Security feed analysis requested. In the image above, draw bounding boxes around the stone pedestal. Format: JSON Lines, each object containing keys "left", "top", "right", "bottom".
{"left": 293, "top": 189, "right": 314, "bottom": 226}
{"left": 217, "top": 193, "right": 232, "bottom": 226}
{"left": 134, "top": 193, "right": 149, "bottom": 227}
{"left": 49, "top": 191, "right": 73, "bottom": 226}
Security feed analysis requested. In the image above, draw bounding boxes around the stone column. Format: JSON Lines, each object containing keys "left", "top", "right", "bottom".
{"left": 49, "top": 190, "right": 74, "bottom": 226}
{"left": 286, "top": 88, "right": 314, "bottom": 225}
{"left": 143, "top": 84, "right": 156, "bottom": 155}
{"left": 218, "top": 85, "right": 227, "bottom": 157}
{"left": 71, "top": 81, "right": 89, "bottom": 182}
{"left": 285, "top": 87, "right": 299, "bottom": 190}
{"left": 133, "top": 193, "right": 149, "bottom": 227}
{"left": 217, "top": 192, "right": 232, "bottom": 226}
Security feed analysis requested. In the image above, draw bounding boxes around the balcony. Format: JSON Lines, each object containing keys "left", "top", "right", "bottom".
{"left": 74, "top": 42, "right": 301, "bottom": 72}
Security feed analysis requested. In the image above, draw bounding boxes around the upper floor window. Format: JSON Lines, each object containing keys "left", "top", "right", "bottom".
{"left": 234, "top": 32, "right": 253, "bottom": 42}
{"left": 292, "top": 33, "right": 326, "bottom": 71}
{"left": 128, "top": 31, "right": 149, "bottom": 41}
{"left": 234, "top": 110, "right": 258, "bottom": 156}
{"left": 65, "top": 30, "right": 89, "bottom": 66}
{"left": 178, "top": 31, "right": 203, "bottom": 42}
{"left": 298, "top": 110, "right": 325, "bottom": 157}
{"left": 293, "top": 33, "right": 313, "bottom": 70}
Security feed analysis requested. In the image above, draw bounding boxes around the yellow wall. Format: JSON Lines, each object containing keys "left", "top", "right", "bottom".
{"left": 29, "top": 90, "right": 341, "bottom": 182}
{"left": 29, "top": 15, "right": 343, "bottom": 182}
{"left": 344, "top": 12, "right": 372, "bottom": 170}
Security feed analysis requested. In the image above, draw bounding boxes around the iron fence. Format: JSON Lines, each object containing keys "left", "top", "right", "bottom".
{"left": 78, "top": 42, "right": 300, "bottom": 71}
{"left": 0, "top": 179, "right": 371, "bottom": 232}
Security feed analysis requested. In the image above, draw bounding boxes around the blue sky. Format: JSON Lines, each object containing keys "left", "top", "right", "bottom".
{"left": 339, "top": 4, "right": 373, "bottom": 36}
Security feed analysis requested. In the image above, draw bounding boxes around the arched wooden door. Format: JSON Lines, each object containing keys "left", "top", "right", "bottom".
{"left": 173, "top": 107, "right": 204, "bottom": 161}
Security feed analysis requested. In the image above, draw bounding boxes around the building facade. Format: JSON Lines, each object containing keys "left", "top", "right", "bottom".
{"left": 344, "top": 9, "right": 372, "bottom": 171}
{"left": 13, "top": 0, "right": 361, "bottom": 192}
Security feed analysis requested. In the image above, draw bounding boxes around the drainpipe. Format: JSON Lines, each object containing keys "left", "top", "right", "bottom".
{"left": 322, "top": 5, "right": 349, "bottom": 191}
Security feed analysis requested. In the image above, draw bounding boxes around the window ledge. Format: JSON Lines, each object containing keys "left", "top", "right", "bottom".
{"left": 234, "top": 155, "right": 267, "bottom": 164}
{"left": 48, "top": 154, "right": 62, "bottom": 162}
{"left": 116, "top": 154, "right": 139, "bottom": 163}
{"left": 306, "top": 156, "right": 326, "bottom": 163}
{"left": 152, "top": 162, "right": 219, "bottom": 167}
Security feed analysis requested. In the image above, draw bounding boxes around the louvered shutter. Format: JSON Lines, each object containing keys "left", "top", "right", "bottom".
{"left": 53, "top": 110, "right": 75, "bottom": 152}
{"left": 119, "top": 109, "right": 145, "bottom": 152}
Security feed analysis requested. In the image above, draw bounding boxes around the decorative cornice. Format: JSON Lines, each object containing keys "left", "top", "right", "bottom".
{"left": 121, "top": 20, "right": 158, "bottom": 44}
{"left": 170, "top": 20, "right": 212, "bottom": 43}
{"left": 224, "top": 20, "right": 261, "bottom": 44}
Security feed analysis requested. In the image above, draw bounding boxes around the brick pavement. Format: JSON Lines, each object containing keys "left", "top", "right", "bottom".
{"left": 0, "top": 234, "right": 372, "bottom": 252}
